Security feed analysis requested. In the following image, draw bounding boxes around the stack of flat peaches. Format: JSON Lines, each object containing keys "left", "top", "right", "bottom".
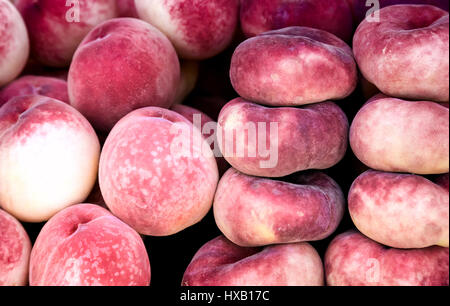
{"left": 0, "top": 0, "right": 448, "bottom": 286}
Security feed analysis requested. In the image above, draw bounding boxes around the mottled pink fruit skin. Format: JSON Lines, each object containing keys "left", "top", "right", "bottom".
{"left": 214, "top": 169, "right": 345, "bottom": 247}
{"left": 0, "top": 75, "right": 68, "bottom": 106}
{"left": 349, "top": 170, "right": 449, "bottom": 249}
{"left": 0, "top": 209, "right": 31, "bottom": 286}
{"left": 99, "top": 107, "right": 219, "bottom": 236}
{"left": 135, "top": 0, "right": 239, "bottom": 60}
{"left": 117, "top": 0, "right": 138, "bottom": 17}
{"left": 241, "top": 0, "right": 354, "bottom": 42}
{"left": 350, "top": 94, "right": 449, "bottom": 174}
{"left": 182, "top": 236, "right": 324, "bottom": 286}
{"left": 29, "top": 204, "right": 150, "bottom": 286}
{"left": 68, "top": 18, "right": 180, "bottom": 132}
{"left": 15, "top": 0, "right": 118, "bottom": 67}
{"left": 0, "top": 0, "right": 29, "bottom": 86}
{"left": 348, "top": 0, "right": 449, "bottom": 24}
{"left": 325, "top": 231, "right": 449, "bottom": 286}
{"left": 230, "top": 27, "right": 357, "bottom": 107}
{"left": 218, "top": 98, "right": 349, "bottom": 177}
{"left": 353, "top": 5, "right": 449, "bottom": 102}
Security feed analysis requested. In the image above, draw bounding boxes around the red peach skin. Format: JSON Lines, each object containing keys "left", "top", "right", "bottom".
{"left": 135, "top": 0, "right": 239, "bottom": 60}
{"left": 68, "top": 18, "right": 180, "bottom": 132}
{"left": 348, "top": 170, "right": 449, "bottom": 248}
{"left": 230, "top": 27, "right": 357, "bottom": 106}
{"left": 15, "top": 0, "right": 119, "bottom": 67}
{"left": 214, "top": 169, "right": 345, "bottom": 247}
{"left": 182, "top": 236, "right": 324, "bottom": 286}
{"left": 117, "top": 0, "right": 137, "bottom": 17}
{"left": 0, "top": 209, "right": 31, "bottom": 286}
{"left": 350, "top": 94, "right": 449, "bottom": 174}
{"left": 99, "top": 107, "right": 218, "bottom": 236}
{"left": 217, "top": 98, "right": 348, "bottom": 177}
{"left": 240, "top": 0, "right": 354, "bottom": 42}
{"left": 0, "top": 0, "right": 29, "bottom": 86}
{"left": 0, "top": 96, "right": 100, "bottom": 222}
{"left": 325, "top": 231, "right": 449, "bottom": 286}
{"left": 29, "top": 204, "right": 150, "bottom": 286}
{"left": 353, "top": 5, "right": 449, "bottom": 102}
{"left": 0, "top": 75, "right": 68, "bottom": 106}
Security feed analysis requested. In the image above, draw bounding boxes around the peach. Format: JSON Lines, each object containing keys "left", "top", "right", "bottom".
{"left": 0, "top": 95, "right": 100, "bottom": 222}
{"left": 350, "top": 94, "right": 449, "bottom": 174}
{"left": 173, "top": 60, "right": 199, "bottom": 105}
{"left": 214, "top": 169, "right": 345, "bottom": 247}
{"left": 29, "top": 204, "right": 150, "bottom": 286}
{"left": 182, "top": 236, "right": 324, "bottom": 286}
{"left": 217, "top": 98, "right": 348, "bottom": 177}
{"left": 68, "top": 18, "right": 180, "bottom": 132}
{"left": 240, "top": 0, "right": 354, "bottom": 42}
{"left": 0, "top": 208, "right": 31, "bottom": 286}
{"left": 135, "top": 0, "right": 239, "bottom": 60}
{"left": 325, "top": 231, "right": 449, "bottom": 286}
{"left": 0, "top": 0, "right": 29, "bottom": 87}
{"left": 99, "top": 107, "right": 218, "bottom": 236}
{"left": 230, "top": 27, "right": 357, "bottom": 107}
{"left": 435, "top": 173, "right": 449, "bottom": 190}
{"left": 0, "top": 75, "right": 68, "bottom": 106}
{"left": 353, "top": 5, "right": 449, "bottom": 102}
{"left": 348, "top": 170, "right": 449, "bottom": 249}
{"left": 117, "top": 0, "right": 137, "bottom": 17}
{"left": 15, "top": 0, "right": 119, "bottom": 67}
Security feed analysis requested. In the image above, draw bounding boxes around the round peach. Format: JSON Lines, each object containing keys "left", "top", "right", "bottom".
{"left": 99, "top": 107, "right": 218, "bottom": 236}
{"left": 230, "top": 27, "right": 357, "bottom": 106}
{"left": 0, "top": 95, "right": 100, "bottom": 222}
{"left": 353, "top": 5, "right": 449, "bottom": 102}
{"left": 325, "top": 231, "right": 449, "bottom": 286}
{"left": 135, "top": 0, "right": 239, "bottom": 60}
{"left": 349, "top": 170, "right": 449, "bottom": 249}
{"left": 29, "top": 204, "right": 150, "bottom": 286}
{"left": 217, "top": 98, "right": 348, "bottom": 177}
{"left": 182, "top": 236, "right": 324, "bottom": 286}
{"left": 0, "top": 208, "right": 31, "bottom": 286}
{"left": 0, "top": 0, "right": 29, "bottom": 86}
{"left": 68, "top": 18, "right": 180, "bottom": 132}
{"left": 15, "top": 0, "right": 119, "bottom": 67}
{"left": 350, "top": 94, "right": 449, "bottom": 174}
{"left": 214, "top": 169, "right": 345, "bottom": 247}
{"left": 0, "top": 75, "right": 68, "bottom": 106}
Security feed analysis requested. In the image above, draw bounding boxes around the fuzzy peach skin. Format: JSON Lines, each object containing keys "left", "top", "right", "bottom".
{"left": 173, "top": 60, "right": 199, "bottom": 105}
{"left": 353, "top": 5, "right": 449, "bottom": 102}
{"left": 347, "top": 0, "right": 449, "bottom": 24}
{"left": 350, "top": 94, "right": 449, "bottom": 174}
{"left": 15, "top": 0, "right": 118, "bottom": 67}
{"left": 0, "top": 209, "right": 31, "bottom": 286}
{"left": 135, "top": 0, "right": 239, "bottom": 60}
{"left": 99, "top": 107, "right": 218, "bottom": 236}
{"left": 182, "top": 236, "right": 324, "bottom": 286}
{"left": 0, "top": 75, "right": 68, "bottom": 106}
{"left": 0, "top": 95, "right": 100, "bottom": 222}
{"left": 348, "top": 170, "right": 449, "bottom": 249}
{"left": 68, "top": 18, "right": 180, "bottom": 132}
{"left": 230, "top": 27, "right": 357, "bottom": 107}
{"left": 214, "top": 169, "right": 345, "bottom": 247}
{"left": 29, "top": 204, "right": 150, "bottom": 286}
{"left": 0, "top": 0, "right": 29, "bottom": 87}
{"left": 217, "top": 98, "right": 348, "bottom": 177}
{"left": 325, "top": 231, "right": 449, "bottom": 286}
{"left": 240, "top": 0, "right": 354, "bottom": 42}
{"left": 117, "top": 0, "right": 137, "bottom": 17}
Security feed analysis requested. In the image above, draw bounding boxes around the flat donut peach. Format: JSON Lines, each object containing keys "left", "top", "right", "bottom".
{"left": 217, "top": 98, "right": 348, "bottom": 177}
{"left": 350, "top": 94, "right": 449, "bottom": 174}
{"left": 353, "top": 5, "right": 449, "bottom": 102}
{"left": 348, "top": 170, "right": 449, "bottom": 249}
{"left": 230, "top": 26, "right": 357, "bottom": 106}
{"left": 325, "top": 231, "right": 449, "bottom": 286}
{"left": 182, "top": 236, "right": 324, "bottom": 286}
{"left": 214, "top": 168, "right": 345, "bottom": 247}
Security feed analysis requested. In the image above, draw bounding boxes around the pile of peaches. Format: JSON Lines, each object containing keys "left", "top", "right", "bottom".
{"left": 0, "top": 0, "right": 448, "bottom": 286}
